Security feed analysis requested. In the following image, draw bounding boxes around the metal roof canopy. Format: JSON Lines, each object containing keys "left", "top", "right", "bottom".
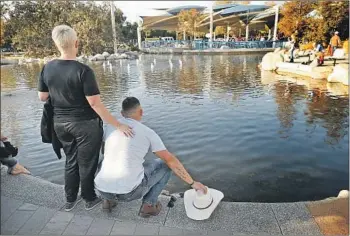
{"left": 220, "top": 5, "right": 269, "bottom": 16}
{"left": 212, "top": 3, "right": 238, "bottom": 12}
{"left": 141, "top": 4, "right": 277, "bottom": 31}
{"left": 166, "top": 5, "right": 206, "bottom": 15}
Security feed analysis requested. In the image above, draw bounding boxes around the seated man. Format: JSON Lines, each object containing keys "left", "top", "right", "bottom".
{"left": 95, "top": 97, "right": 207, "bottom": 217}
{"left": 1, "top": 135, "right": 30, "bottom": 175}
{"left": 313, "top": 41, "right": 325, "bottom": 66}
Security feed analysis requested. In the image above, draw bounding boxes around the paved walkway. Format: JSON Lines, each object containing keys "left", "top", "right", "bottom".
{"left": 1, "top": 168, "right": 324, "bottom": 235}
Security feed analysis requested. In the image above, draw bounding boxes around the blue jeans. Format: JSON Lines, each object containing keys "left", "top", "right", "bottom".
{"left": 332, "top": 46, "right": 337, "bottom": 56}
{"left": 0, "top": 155, "right": 18, "bottom": 174}
{"left": 98, "top": 159, "right": 171, "bottom": 205}
{"left": 290, "top": 47, "right": 295, "bottom": 61}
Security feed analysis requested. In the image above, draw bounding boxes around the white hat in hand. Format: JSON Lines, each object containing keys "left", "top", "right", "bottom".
{"left": 184, "top": 187, "right": 224, "bottom": 220}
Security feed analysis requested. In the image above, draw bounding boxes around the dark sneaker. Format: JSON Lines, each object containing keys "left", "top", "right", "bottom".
{"left": 85, "top": 198, "right": 102, "bottom": 211}
{"left": 138, "top": 201, "right": 162, "bottom": 218}
{"left": 65, "top": 196, "right": 82, "bottom": 212}
{"left": 102, "top": 199, "right": 117, "bottom": 213}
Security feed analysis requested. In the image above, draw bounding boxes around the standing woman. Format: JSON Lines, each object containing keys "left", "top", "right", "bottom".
{"left": 38, "top": 25, "right": 133, "bottom": 212}
{"left": 290, "top": 33, "right": 299, "bottom": 63}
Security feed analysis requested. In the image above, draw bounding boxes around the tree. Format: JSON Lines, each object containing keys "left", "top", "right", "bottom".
{"left": 317, "top": 1, "right": 349, "bottom": 40}
{"left": 215, "top": 26, "right": 226, "bottom": 37}
{"left": 178, "top": 9, "right": 204, "bottom": 40}
{"left": 265, "top": 1, "right": 276, "bottom": 7}
{"left": 4, "top": 1, "right": 127, "bottom": 56}
{"left": 232, "top": 1, "right": 251, "bottom": 4}
{"left": 278, "top": 1, "right": 316, "bottom": 38}
{"left": 0, "top": 19, "right": 4, "bottom": 46}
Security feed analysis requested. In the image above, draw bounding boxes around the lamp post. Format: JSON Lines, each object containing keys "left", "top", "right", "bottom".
{"left": 110, "top": 1, "right": 117, "bottom": 54}
{"left": 245, "top": 9, "right": 249, "bottom": 41}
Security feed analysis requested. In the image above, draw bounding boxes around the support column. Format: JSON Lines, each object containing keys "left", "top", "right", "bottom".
{"left": 268, "top": 28, "right": 271, "bottom": 41}
{"left": 137, "top": 25, "right": 142, "bottom": 50}
{"left": 273, "top": 5, "right": 279, "bottom": 48}
{"left": 209, "top": 3, "right": 213, "bottom": 48}
{"left": 214, "top": 32, "right": 216, "bottom": 40}
{"left": 245, "top": 24, "right": 249, "bottom": 41}
{"left": 239, "top": 28, "right": 241, "bottom": 37}
{"left": 226, "top": 23, "right": 230, "bottom": 41}
{"left": 183, "top": 30, "right": 186, "bottom": 40}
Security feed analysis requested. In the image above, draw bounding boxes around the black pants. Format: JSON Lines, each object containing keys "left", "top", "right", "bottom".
{"left": 54, "top": 118, "right": 103, "bottom": 202}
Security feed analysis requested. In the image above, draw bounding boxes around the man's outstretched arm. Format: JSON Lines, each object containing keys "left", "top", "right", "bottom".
{"left": 155, "top": 150, "right": 207, "bottom": 193}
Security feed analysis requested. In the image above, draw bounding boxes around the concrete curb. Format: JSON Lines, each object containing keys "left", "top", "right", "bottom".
{"left": 1, "top": 167, "right": 325, "bottom": 235}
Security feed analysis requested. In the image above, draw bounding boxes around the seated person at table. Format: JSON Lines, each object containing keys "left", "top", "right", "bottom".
{"left": 313, "top": 41, "right": 325, "bottom": 66}
{"left": 94, "top": 97, "right": 207, "bottom": 217}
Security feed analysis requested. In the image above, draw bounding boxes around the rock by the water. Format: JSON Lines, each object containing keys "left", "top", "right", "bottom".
{"left": 91, "top": 54, "right": 105, "bottom": 61}
{"left": 337, "top": 190, "right": 349, "bottom": 198}
{"left": 261, "top": 51, "right": 284, "bottom": 71}
{"left": 77, "top": 55, "right": 87, "bottom": 61}
{"left": 117, "top": 49, "right": 127, "bottom": 54}
{"left": 107, "top": 54, "right": 118, "bottom": 60}
{"left": 327, "top": 64, "right": 348, "bottom": 86}
{"left": 309, "top": 58, "right": 318, "bottom": 68}
{"left": 102, "top": 52, "right": 110, "bottom": 58}
{"left": 220, "top": 45, "right": 230, "bottom": 50}
{"left": 125, "top": 51, "right": 139, "bottom": 59}
{"left": 333, "top": 49, "right": 345, "bottom": 59}
{"left": 120, "top": 53, "right": 128, "bottom": 59}
{"left": 43, "top": 57, "right": 55, "bottom": 64}
{"left": 327, "top": 82, "right": 349, "bottom": 96}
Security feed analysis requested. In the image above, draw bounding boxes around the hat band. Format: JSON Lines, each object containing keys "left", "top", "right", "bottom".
{"left": 192, "top": 197, "right": 214, "bottom": 210}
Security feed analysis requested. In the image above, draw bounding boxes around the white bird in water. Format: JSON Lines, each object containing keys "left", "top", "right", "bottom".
{"left": 103, "top": 62, "right": 106, "bottom": 70}
{"left": 153, "top": 58, "right": 156, "bottom": 65}
{"left": 109, "top": 63, "right": 113, "bottom": 71}
{"left": 178, "top": 59, "right": 183, "bottom": 69}
{"left": 120, "top": 60, "right": 122, "bottom": 66}
{"left": 169, "top": 59, "right": 173, "bottom": 71}
{"left": 136, "top": 59, "right": 139, "bottom": 66}
{"left": 127, "top": 63, "right": 130, "bottom": 74}
{"left": 151, "top": 62, "right": 154, "bottom": 72}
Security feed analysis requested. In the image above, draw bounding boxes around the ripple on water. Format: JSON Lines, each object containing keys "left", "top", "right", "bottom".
{"left": 1, "top": 55, "right": 348, "bottom": 202}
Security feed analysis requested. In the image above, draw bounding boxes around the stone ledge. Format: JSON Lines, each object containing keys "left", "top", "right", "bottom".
{"left": 1, "top": 167, "right": 326, "bottom": 235}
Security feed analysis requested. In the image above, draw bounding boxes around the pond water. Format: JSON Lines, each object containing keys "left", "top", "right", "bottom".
{"left": 1, "top": 54, "right": 349, "bottom": 202}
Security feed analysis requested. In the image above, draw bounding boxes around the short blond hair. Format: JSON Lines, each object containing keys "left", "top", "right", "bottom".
{"left": 52, "top": 25, "right": 77, "bottom": 51}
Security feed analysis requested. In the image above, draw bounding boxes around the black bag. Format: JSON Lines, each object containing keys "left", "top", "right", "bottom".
{"left": 0, "top": 141, "right": 18, "bottom": 158}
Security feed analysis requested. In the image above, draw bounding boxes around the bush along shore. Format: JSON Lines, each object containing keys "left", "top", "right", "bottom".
{"left": 0, "top": 50, "right": 140, "bottom": 65}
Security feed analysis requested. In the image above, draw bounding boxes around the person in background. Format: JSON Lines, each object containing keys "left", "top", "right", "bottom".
{"left": 38, "top": 25, "right": 133, "bottom": 212}
{"left": 313, "top": 41, "right": 325, "bottom": 66}
{"left": 329, "top": 31, "right": 341, "bottom": 56}
{"left": 0, "top": 135, "right": 30, "bottom": 175}
{"left": 95, "top": 97, "right": 207, "bottom": 217}
{"left": 290, "top": 33, "right": 299, "bottom": 63}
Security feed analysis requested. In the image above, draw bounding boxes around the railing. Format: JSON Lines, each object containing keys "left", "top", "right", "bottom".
{"left": 141, "top": 40, "right": 286, "bottom": 50}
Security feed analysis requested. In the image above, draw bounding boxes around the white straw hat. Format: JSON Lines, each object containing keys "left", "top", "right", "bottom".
{"left": 184, "top": 188, "right": 224, "bottom": 221}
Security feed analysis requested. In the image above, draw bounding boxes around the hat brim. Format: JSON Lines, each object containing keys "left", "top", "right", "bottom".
{"left": 184, "top": 188, "right": 224, "bottom": 221}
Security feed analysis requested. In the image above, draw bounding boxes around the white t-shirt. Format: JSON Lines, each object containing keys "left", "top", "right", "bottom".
{"left": 94, "top": 117, "right": 166, "bottom": 194}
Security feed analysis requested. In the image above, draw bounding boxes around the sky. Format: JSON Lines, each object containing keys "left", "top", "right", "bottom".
{"left": 115, "top": 1, "right": 274, "bottom": 23}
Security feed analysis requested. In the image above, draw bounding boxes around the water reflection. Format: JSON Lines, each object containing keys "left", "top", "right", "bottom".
{"left": 1, "top": 54, "right": 348, "bottom": 202}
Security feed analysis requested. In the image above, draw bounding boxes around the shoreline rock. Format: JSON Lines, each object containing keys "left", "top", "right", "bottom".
{"left": 2, "top": 51, "right": 140, "bottom": 65}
